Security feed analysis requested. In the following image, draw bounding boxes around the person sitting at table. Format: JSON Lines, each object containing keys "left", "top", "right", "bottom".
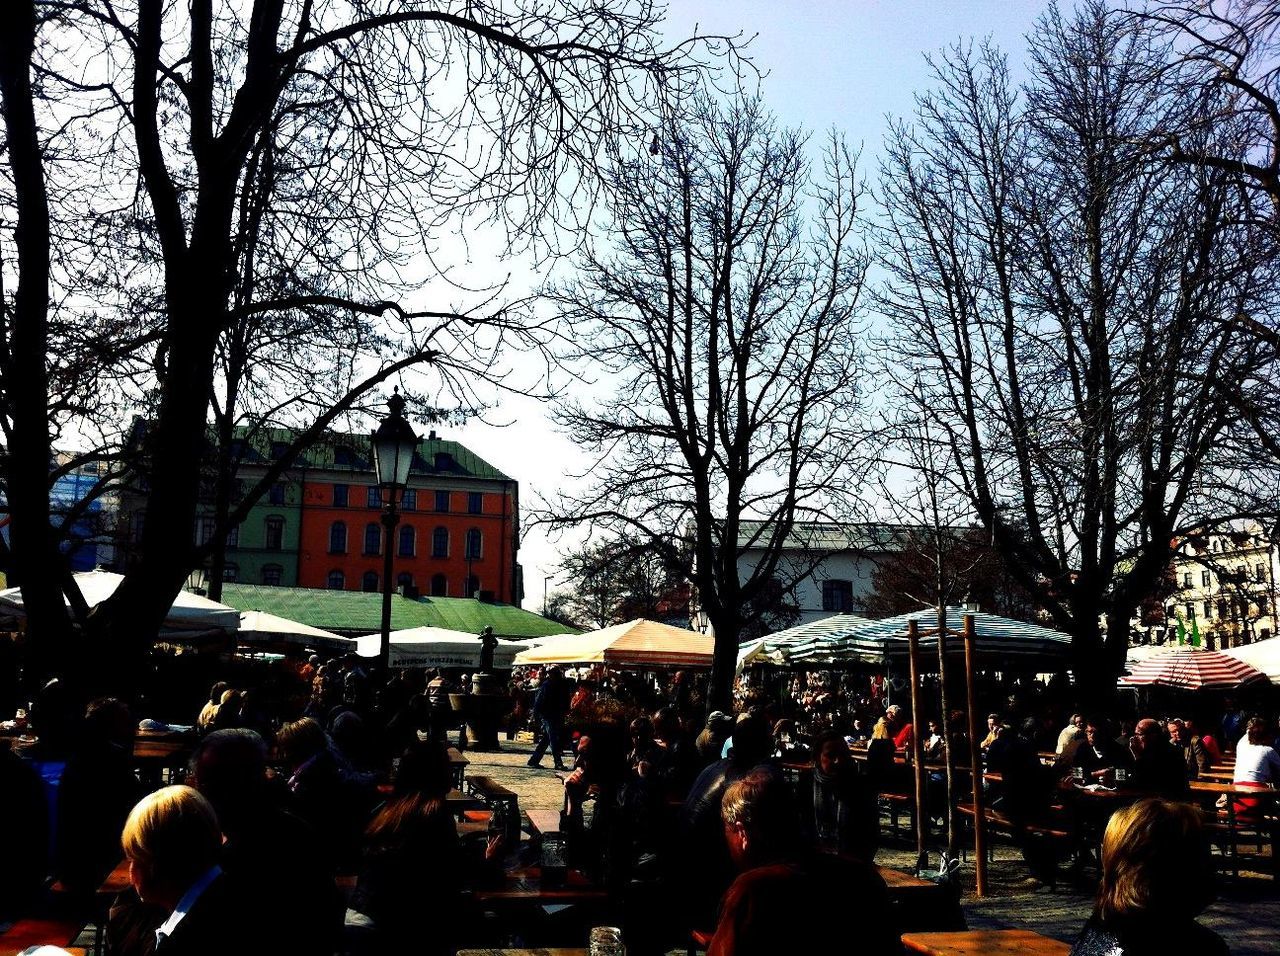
{"left": 196, "top": 682, "right": 228, "bottom": 734}
{"left": 0, "top": 745, "right": 47, "bottom": 920}
{"left": 209, "top": 688, "right": 242, "bottom": 732}
{"left": 347, "top": 739, "right": 502, "bottom": 955}
{"left": 1187, "top": 718, "right": 1223, "bottom": 765}
{"left": 1056, "top": 712, "right": 1085, "bottom": 755}
{"left": 980, "top": 712, "right": 1002, "bottom": 750}
{"left": 277, "top": 716, "right": 376, "bottom": 870}
{"left": 709, "top": 769, "right": 897, "bottom": 956}
{"left": 1168, "top": 718, "right": 1212, "bottom": 781}
{"left": 1130, "top": 719, "right": 1189, "bottom": 797}
{"left": 108, "top": 785, "right": 273, "bottom": 956}
{"left": 187, "top": 728, "right": 342, "bottom": 955}
{"left": 55, "top": 696, "right": 142, "bottom": 897}
{"left": 1069, "top": 798, "right": 1227, "bottom": 956}
{"left": 922, "top": 718, "right": 945, "bottom": 761}
{"left": 1068, "top": 717, "right": 1132, "bottom": 784}
{"left": 807, "top": 731, "right": 878, "bottom": 861}
{"left": 888, "top": 704, "right": 914, "bottom": 751}
{"left": 679, "top": 712, "right": 778, "bottom": 933}
{"left": 1231, "top": 715, "right": 1280, "bottom": 821}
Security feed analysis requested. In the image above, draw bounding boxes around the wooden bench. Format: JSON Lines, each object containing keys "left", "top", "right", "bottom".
{"left": 466, "top": 774, "right": 521, "bottom": 843}
{"left": 447, "top": 746, "right": 469, "bottom": 790}
{"left": 956, "top": 803, "right": 1072, "bottom": 886}
{"left": 879, "top": 791, "right": 916, "bottom": 838}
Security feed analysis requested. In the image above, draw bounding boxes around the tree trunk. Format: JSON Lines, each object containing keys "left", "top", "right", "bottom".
{"left": 0, "top": 1, "right": 76, "bottom": 691}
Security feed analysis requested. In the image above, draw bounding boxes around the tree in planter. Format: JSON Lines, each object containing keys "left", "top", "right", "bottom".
{"left": 0, "top": 0, "right": 746, "bottom": 693}
{"left": 874, "top": 2, "right": 1278, "bottom": 707}
{"left": 541, "top": 95, "right": 868, "bottom": 712}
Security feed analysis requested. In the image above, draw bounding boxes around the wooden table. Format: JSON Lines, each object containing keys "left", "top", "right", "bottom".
{"left": 524, "top": 808, "right": 562, "bottom": 837}
{"left": 473, "top": 866, "right": 608, "bottom": 906}
{"left": 0, "top": 917, "right": 86, "bottom": 956}
{"left": 457, "top": 950, "right": 587, "bottom": 956}
{"left": 901, "top": 929, "right": 1070, "bottom": 955}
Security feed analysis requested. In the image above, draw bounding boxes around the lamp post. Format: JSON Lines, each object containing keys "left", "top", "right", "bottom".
{"left": 371, "top": 389, "right": 420, "bottom": 679}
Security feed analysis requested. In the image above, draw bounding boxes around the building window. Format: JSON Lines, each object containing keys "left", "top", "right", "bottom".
{"left": 222, "top": 564, "right": 238, "bottom": 583}
{"left": 362, "top": 571, "right": 379, "bottom": 592}
{"left": 822, "top": 579, "right": 854, "bottom": 613}
{"left": 431, "top": 573, "right": 447, "bottom": 596}
{"left": 264, "top": 516, "right": 284, "bottom": 550}
{"left": 194, "top": 516, "right": 217, "bottom": 546}
{"left": 1201, "top": 569, "right": 1211, "bottom": 587}
{"left": 1182, "top": 572, "right": 1192, "bottom": 588}
{"left": 1217, "top": 600, "right": 1228, "bottom": 619}
{"left": 333, "top": 484, "right": 349, "bottom": 508}
{"left": 398, "top": 525, "right": 415, "bottom": 557}
{"left": 432, "top": 526, "right": 449, "bottom": 558}
{"left": 367, "top": 486, "right": 382, "bottom": 509}
{"left": 327, "top": 570, "right": 345, "bottom": 590}
{"left": 262, "top": 564, "right": 283, "bottom": 586}
{"left": 468, "top": 492, "right": 483, "bottom": 514}
{"left": 364, "top": 523, "right": 381, "bottom": 555}
{"left": 1259, "top": 596, "right": 1269, "bottom": 616}
{"left": 268, "top": 483, "right": 286, "bottom": 505}
{"left": 1204, "top": 600, "right": 1213, "bottom": 619}
{"left": 465, "top": 528, "right": 482, "bottom": 560}
{"left": 435, "top": 490, "right": 450, "bottom": 513}
{"left": 397, "top": 572, "right": 414, "bottom": 590}
{"left": 464, "top": 575, "right": 480, "bottom": 597}
{"left": 1257, "top": 563, "right": 1267, "bottom": 583}
{"left": 402, "top": 488, "right": 417, "bottom": 511}
{"left": 329, "top": 521, "right": 347, "bottom": 554}
{"left": 225, "top": 524, "right": 239, "bottom": 549}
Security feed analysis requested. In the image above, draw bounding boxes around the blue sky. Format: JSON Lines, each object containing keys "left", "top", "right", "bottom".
{"left": 453, "top": 0, "right": 1057, "bottom": 609}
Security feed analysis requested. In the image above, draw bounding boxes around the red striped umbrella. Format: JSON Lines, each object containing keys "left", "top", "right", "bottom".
{"left": 1119, "top": 647, "right": 1267, "bottom": 691}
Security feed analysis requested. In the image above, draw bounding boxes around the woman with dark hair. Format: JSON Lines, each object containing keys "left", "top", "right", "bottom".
{"left": 1069, "top": 798, "right": 1227, "bottom": 955}
{"left": 347, "top": 740, "right": 499, "bottom": 954}
{"left": 808, "top": 731, "right": 878, "bottom": 861}
{"left": 197, "top": 682, "right": 229, "bottom": 733}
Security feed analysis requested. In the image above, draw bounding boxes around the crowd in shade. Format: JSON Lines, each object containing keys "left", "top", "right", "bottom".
{"left": 2, "top": 651, "right": 1277, "bottom": 955}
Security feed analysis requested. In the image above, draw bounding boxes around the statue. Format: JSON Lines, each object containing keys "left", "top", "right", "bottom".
{"left": 478, "top": 625, "right": 498, "bottom": 675}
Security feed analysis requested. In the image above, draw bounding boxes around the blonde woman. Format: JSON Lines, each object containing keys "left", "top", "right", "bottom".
{"left": 1069, "top": 798, "right": 1227, "bottom": 955}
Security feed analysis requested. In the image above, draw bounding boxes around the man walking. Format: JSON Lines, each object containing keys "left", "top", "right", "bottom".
{"left": 527, "top": 666, "right": 570, "bottom": 770}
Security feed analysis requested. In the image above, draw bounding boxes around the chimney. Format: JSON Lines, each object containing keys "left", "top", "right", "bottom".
{"left": 428, "top": 429, "right": 438, "bottom": 441}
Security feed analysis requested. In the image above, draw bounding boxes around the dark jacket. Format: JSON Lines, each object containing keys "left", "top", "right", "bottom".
{"left": 1070, "top": 914, "right": 1228, "bottom": 956}
{"left": 1131, "top": 739, "right": 1189, "bottom": 797}
{"left": 532, "top": 672, "right": 571, "bottom": 723}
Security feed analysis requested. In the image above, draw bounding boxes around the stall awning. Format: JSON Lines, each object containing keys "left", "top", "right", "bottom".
{"left": 514, "top": 619, "right": 713, "bottom": 668}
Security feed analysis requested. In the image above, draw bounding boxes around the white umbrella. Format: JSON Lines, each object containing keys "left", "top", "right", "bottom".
{"left": 355, "top": 625, "right": 530, "bottom": 669}
{"left": 237, "top": 610, "right": 353, "bottom": 653}
{"left": 0, "top": 568, "right": 239, "bottom": 636}
{"left": 1224, "top": 636, "right": 1280, "bottom": 682}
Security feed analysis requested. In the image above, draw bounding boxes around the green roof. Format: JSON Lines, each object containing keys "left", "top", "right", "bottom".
{"left": 220, "top": 583, "right": 575, "bottom": 639}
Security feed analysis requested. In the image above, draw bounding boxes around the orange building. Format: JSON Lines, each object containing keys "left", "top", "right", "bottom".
{"left": 295, "top": 431, "right": 520, "bottom": 603}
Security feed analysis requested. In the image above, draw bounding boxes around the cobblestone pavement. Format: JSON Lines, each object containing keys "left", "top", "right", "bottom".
{"left": 466, "top": 735, "right": 1280, "bottom": 955}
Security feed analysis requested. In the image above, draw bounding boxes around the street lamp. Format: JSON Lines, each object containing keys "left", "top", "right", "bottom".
{"left": 371, "top": 388, "right": 420, "bottom": 678}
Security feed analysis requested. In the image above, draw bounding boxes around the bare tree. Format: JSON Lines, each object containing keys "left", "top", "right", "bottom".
{"left": 551, "top": 533, "right": 687, "bottom": 631}
{"left": 1, "top": 1, "right": 746, "bottom": 692}
{"left": 541, "top": 95, "right": 867, "bottom": 712}
{"left": 875, "top": 2, "right": 1278, "bottom": 706}
{"left": 1134, "top": 1, "right": 1280, "bottom": 216}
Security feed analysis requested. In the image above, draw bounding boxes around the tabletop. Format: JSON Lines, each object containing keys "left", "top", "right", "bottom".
{"left": 473, "top": 866, "right": 608, "bottom": 905}
{"left": 457, "top": 950, "right": 587, "bottom": 956}
{"left": 1190, "top": 779, "right": 1278, "bottom": 796}
{"left": 901, "top": 929, "right": 1071, "bottom": 955}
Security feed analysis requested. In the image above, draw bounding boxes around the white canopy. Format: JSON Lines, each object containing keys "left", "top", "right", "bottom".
{"left": 1224, "top": 636, "right": 1280, "bottom": 682}
{"left": 238, "top": 610, "right": 353, "bottom": 653}
{"left": 0, "top": 569, "right": 239, "bottom": 636}
{"left": 355, "top": 626, "right": 530, "bottom": 669}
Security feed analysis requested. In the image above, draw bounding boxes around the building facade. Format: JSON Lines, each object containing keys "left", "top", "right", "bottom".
{"left": 1163, "top": 523, "right": 1279, "bottom": 649}
{"left": 118, "top": 426, "right": 520, "bottom": 603}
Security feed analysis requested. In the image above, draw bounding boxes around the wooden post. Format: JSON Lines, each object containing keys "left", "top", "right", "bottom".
{"left": 963, "top": 613, "right": 988, "bottom": 896}
{"left": 936, "top": 604, "right": 957, "bottom": 856}
{"left": 907, "top": 619, "right": 928, "bottom": 871}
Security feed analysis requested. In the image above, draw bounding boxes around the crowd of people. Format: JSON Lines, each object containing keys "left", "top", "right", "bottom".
{"left": 3, "top": 654, "right": 1277, "bottom": 955}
